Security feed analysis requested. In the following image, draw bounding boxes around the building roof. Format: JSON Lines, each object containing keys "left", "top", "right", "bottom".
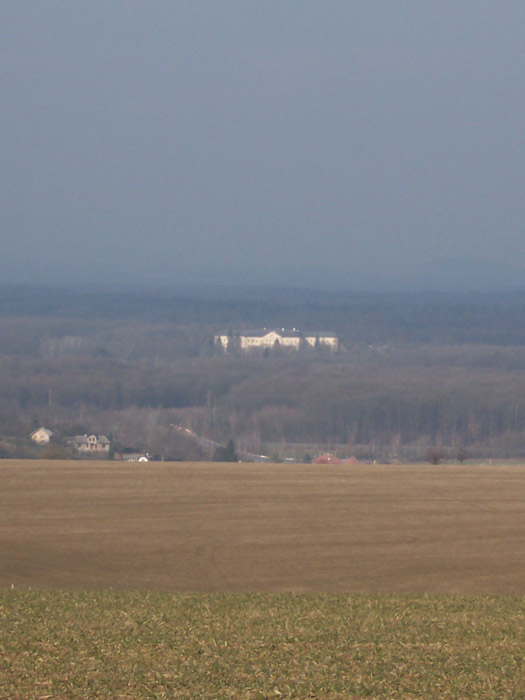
{"left": 313, "top": 453, "right": 343, "bottom": 464}
{"left": 216, "top": 329, "right": 337, "bottom": 339}
{"left": 71, "top": 434, "right": 111, "bottom": 445}
{"left": 30, "top": 427, "right": 55, "bottom": 438}
{"left": 302, "top": 331, "right": 338, "bottom": 338}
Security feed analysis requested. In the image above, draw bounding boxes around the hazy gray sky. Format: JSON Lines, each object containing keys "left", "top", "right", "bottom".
{"left": 2, "top": 2, "right": 525, "bottom": 290}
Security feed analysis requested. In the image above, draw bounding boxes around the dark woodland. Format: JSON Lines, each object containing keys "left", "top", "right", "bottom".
{"left": 2, "top": 286, "right": 525, "bottom": 461}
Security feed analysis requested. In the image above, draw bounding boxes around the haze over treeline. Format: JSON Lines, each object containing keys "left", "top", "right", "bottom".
{"left": 1, "top": 286, "right": 525, "bottom": 461}
{"left": 2, "top": 2, "right": 525, "bottom": 290}
{"left": 2, "top": 285, "right": 525, "bottom": 344}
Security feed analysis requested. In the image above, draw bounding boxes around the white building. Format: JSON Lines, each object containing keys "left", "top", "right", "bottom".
{"left": 30, "top": 427, "right": 55, "bottom": 444}
{"left": 215, "top": 329, "right": 338, "bottom": 352}
{"left": 121, "top": 452, "right": 151, "bottom": 462}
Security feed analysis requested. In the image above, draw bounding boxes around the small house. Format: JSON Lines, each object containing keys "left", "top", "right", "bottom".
{"left": 121, "top": 451, "right": 151, "bottom": 462}
{"left": 69, "top": 434, "right": 111, "bottom": 455}
{"left": 30, "top": 427, "right": 55, "bottom": 445}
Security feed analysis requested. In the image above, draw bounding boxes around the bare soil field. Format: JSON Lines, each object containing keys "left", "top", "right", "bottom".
{"left": 0, "top": 460, "right": 524, "bottom": 593}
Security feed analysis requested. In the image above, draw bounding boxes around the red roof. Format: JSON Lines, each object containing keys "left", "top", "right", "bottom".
{"left": 313, "top": 453, "right": 342, "bottom": 464}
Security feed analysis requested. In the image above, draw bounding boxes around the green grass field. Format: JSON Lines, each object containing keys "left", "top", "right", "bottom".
{"left": 1, "top": 591, "right": 523, "bottom": 699}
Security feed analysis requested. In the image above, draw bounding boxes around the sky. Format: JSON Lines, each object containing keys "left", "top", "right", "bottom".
{"left": 2, "top": 2, "right": 525, "bottom": 291}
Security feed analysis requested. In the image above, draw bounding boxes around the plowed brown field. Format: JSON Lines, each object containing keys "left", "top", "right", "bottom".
{"left": 0, "top": 460, "right": 523, "bottom": 593}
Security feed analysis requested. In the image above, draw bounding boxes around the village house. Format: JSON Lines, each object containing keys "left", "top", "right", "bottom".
{"left": 120, "top": 450, "right": 151, "bottom": 462}
{"left": 69, "top": 434, "right": 111, "bottom": 455}
{"left": 214, "top": 328, "right": 339, "bottom": 353}
{"left": 29, "top": 427, "right": 55, "bottom": 445}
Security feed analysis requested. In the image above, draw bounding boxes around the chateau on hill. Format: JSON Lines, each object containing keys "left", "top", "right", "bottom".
{"left": 214, "top": 328, "right": 338, "bottom": 353}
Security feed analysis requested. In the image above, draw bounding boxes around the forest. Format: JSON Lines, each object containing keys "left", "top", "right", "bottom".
{"left": 2, "top": 285, "right": 525, "bottom": 461}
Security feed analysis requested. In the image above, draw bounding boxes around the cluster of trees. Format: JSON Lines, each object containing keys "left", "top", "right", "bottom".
{"left": 2, "top": 350, "right": 525, "bottom": 459}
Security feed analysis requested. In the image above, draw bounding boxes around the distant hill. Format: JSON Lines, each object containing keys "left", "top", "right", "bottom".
{"left": 383, "top": 257, "right": 525, "bottom": 293}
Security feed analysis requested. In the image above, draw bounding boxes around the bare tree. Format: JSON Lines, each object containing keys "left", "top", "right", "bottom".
{"left": 456, "top": 445, "right": 468, "bottom": 464}
{"left": 425, "top": 446, "right": 445, "bottom": 465}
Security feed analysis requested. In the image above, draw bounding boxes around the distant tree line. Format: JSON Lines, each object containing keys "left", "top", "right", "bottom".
{"left": 3, "top": 286, "right": 525, "bottom": 346}
{"left": 1, "top": 288, "right": 525, "bottom": 458}
{"left": 2, "top": 350, "right": 525, "bottom": 458}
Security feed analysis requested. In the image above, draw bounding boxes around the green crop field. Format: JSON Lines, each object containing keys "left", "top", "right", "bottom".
{"left": 1, "top": 591, "right": 523, "bottom": 699}
{"left": 0, "top": 460, "right": 524, "bottom": 698}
